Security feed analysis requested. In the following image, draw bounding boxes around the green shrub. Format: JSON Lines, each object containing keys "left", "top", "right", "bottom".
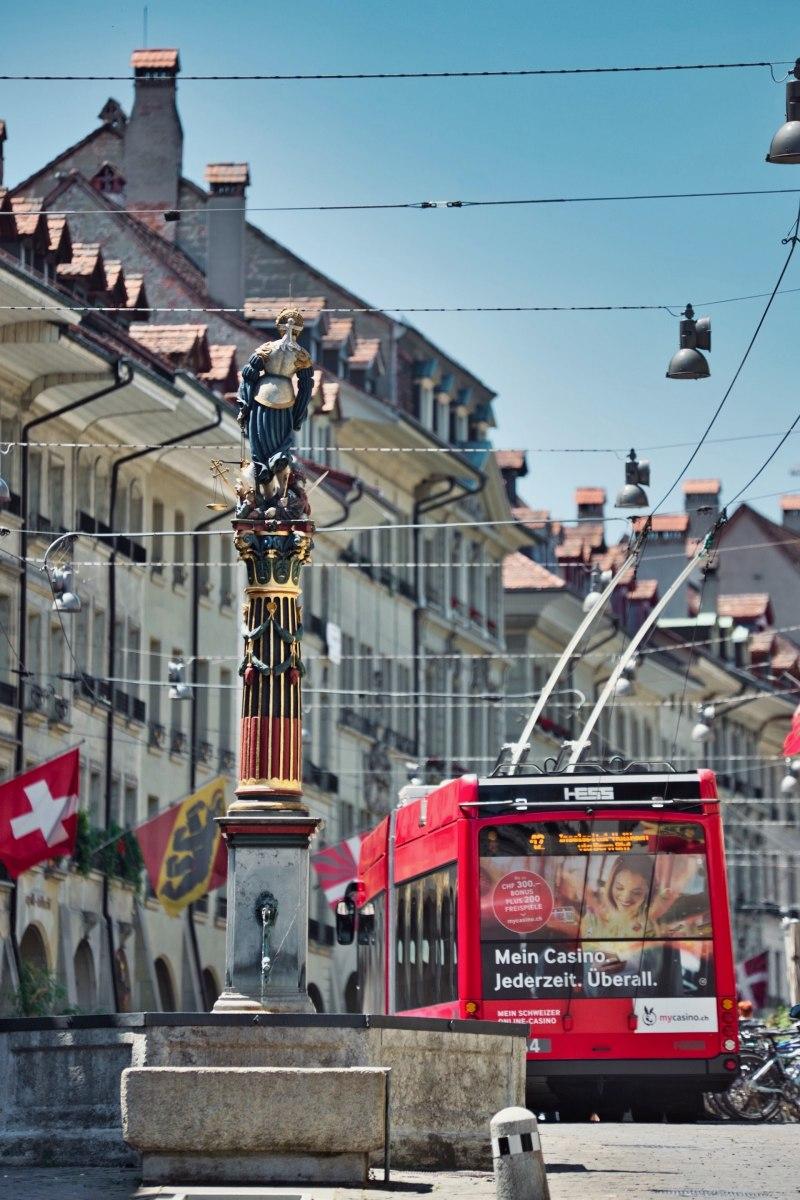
{"left": 13, "top": 962, "right": 76, "bottom": 1017}
{"left": 71, "top": 810, "right": 143, "bottom": 891}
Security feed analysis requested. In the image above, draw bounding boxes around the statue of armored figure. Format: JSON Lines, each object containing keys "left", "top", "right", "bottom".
{"left": 236, "top": 306, "right": 315, "bottom": 521}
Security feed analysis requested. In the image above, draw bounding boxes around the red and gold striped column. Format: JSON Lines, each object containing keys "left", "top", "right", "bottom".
{"left": 230, "top": 521, "right": 313, "bottom": 813}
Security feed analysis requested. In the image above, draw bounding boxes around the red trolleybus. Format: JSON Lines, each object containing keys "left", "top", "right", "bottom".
{"left": 340, "top": 768, "right": 740, "bottom": 1121}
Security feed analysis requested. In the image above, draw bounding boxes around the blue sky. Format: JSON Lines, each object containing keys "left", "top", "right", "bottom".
{"left": 3, "top": 1, "right": 800, "bottom": 526}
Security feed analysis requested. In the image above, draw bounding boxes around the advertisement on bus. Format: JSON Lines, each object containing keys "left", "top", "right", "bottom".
{"left": 479, "top": 819, "right": 716, "bottom": 1031}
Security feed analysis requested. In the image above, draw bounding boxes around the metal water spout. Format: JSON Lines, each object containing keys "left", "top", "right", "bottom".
{"left": 256, "top": 891, "right": 279, "bottom": 1006}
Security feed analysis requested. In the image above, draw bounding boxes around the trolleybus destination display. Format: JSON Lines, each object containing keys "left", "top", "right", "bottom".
{"left": 479, "top": 819, "right": 714, "bottom": 1004}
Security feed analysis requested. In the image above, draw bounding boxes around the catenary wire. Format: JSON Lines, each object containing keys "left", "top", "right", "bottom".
{"left": 9, "top": 186, "right": 800, "bottom": 219}
{"left": 651, "top": 201, "right": 800, "bottom": 514}
{"left": 0, "top": 59, "right": 791, "bottom": 81}
{"left": 18, "top": 528, "right": 800, "bottom": 569}
{"left": 7, "top": 426, "right": 800, "bottom": 456}
{"left": 8, "top": 285, "right": 800, "bottom": 315}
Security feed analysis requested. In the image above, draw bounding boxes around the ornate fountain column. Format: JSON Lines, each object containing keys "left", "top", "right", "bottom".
{"left": 214, "top": 521, "right": 320, "bottom": 1013}
{"left": 213, "top": 307, "right": 322, "bottom": 1014}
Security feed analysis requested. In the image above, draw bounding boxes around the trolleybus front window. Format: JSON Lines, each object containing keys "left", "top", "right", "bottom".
{"left": 479, "top": 820, "right": 715, "bottom": 1026}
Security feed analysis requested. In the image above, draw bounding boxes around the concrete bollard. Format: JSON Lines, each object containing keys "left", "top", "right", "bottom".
{"left": 490, "top": 1106, "right": 550, "bottom": 1200}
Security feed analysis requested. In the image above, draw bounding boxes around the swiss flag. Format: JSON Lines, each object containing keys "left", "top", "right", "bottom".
{"left": 0, "top": 749, "right": 80, "bottom": 879}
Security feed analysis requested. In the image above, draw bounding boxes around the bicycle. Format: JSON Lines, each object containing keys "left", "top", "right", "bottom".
{"left": 720, "top": 1004, "right": 800, "bottom": 1122}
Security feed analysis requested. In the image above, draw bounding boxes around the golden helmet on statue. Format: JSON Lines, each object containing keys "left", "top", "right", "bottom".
{"left": 276, "top": 306, "right": 305, "bottom": 333}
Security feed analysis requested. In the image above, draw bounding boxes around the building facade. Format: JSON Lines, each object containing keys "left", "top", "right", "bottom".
{"left": 0, "top": 48, "right": 526, "bottom": 1015}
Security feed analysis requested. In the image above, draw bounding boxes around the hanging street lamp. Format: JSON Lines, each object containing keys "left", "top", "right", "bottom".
{"left": 666, "top": 304, "right": 711, "bottom": 380}
{"left": 615, "top": 448, "right": 650, "bottom": 509}
{"left": 767, "top": 60, "right": 800, "bottom": 165}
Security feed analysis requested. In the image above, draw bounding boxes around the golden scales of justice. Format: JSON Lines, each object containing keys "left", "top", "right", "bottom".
{"left": 206, "top": 458, "right": 238, "bottom": 511}
{"left": 205, "top": 457, "right": 328, "bottom": 512}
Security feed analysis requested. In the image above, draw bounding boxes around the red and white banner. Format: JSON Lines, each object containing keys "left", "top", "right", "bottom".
{"left": 0, "top": 748, "right": 80, "bottom": 879}
{"left": 737, "top": 950, "right": 769, "bottom": 1011}
{"left": 311, "top": 833, "right": 366, "bottom": 908}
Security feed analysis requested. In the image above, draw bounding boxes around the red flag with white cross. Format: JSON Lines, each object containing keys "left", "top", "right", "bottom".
{"left": 0, "top": 749, "right": 80, "bottom": 878}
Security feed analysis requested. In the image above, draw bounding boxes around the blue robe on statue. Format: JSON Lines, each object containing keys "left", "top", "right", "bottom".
{"left": 237, "top": 349, "right": 313, "bottom": 480}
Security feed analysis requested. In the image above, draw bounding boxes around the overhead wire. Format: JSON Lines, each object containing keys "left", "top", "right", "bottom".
{"left": 8, "top": 284, "right": 800, "bottom": 316}
{"left": 651, "top": 201, "right": 800, "bottom": 515}
{"left": 0, "top": 59, "right": 790, "bottom": 81}
{"left": 8, "top": 186, "right": 800, "bottom": 220}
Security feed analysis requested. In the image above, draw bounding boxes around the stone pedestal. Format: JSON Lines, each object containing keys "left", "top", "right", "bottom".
{"left": 213, "top": 812, "right": 320, "bottom": 1013}
{"left": 122, "top": 1064, "right": 388, "bottom": 1185}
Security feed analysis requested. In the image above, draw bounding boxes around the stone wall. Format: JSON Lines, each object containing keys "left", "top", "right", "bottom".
{"left": 0, "top": 1014, "right": 526, "bottom": 1170}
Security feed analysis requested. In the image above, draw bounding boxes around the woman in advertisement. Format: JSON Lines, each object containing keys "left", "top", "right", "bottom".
{"left": 581, "top": 852, "right": 708, "bottom": 940}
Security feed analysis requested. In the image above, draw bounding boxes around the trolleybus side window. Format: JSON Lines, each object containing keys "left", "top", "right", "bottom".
{"left": 396, "top": 894, "right": 407, "bottom": 1011}
{"left": 409, "top": 893, "right": 420, "bottom": 1008}
{"left": 358, "top": 891, "right": 386, "bottom": 1013}
{"left": 394, "top": 864, "right": 458, "bottom": 1009}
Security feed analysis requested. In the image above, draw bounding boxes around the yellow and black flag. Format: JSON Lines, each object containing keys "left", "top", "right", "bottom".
{"left": 135, "top": 778, "right": 228, "bottom": 916}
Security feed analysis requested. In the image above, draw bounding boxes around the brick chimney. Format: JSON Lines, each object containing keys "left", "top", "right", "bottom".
{"left": 683, "top": 478, "right": 721, "bottom": 540}
{"left": 575, "top": 487, "right": 606, "bottom": 521}
{"left": 0, "top": 120, "right": 6, "bottom": 188}
{"left": 204, "top": 163, "right": 250, "bottom": 308}
{"left": 780, "top": 494, "right": 800, "bottom": 533}
{"left": 123, "top": 49, "right": 182, "bottom": 240}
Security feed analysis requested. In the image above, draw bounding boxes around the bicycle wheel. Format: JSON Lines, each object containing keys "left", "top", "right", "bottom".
{"left": 719, "top": 1051, "right": 782, "bottom": 1122}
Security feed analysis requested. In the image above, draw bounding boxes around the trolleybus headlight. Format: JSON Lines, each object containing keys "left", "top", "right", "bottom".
{"left": 724, "top": 1038, "right": 737, "bottom": 1051}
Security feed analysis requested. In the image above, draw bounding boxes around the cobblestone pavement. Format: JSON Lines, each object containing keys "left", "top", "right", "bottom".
{"left": 1, "top": 1123, "right": 797, "bottom": 1200}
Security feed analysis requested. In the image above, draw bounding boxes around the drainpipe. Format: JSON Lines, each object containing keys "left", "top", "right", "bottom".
{"left": 187, "top": 503, "right": 234, "bottom": 1009}
{"left": 411, "top": 471, "right": 487, "bottom": 768}
{"left": 8, "top": 359, "right": 132, "bottom": 987}
{"left": 103, "top": 400, "right": 223, "bottom": 1011}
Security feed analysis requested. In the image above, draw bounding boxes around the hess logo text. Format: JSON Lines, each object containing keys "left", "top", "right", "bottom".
{"left": 563, "top": 786, "right": 615, "bottom": 800}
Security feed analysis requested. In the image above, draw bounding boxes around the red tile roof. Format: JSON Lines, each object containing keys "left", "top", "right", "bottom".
{"left": 717, "top": 593, "right": 771, "bottom": 621}
{"left": 323, "top": 318, "right": 354, "bottom": 346}
{"left": 628, "top": 578, "right": 658, "bottom": 602}
{"left": 575, "top": 487, "right": 606, "bottom": 506}
{"left": 103, "top": 259, "right": 124, "bottom": 289}
{"left": 124, "top": 273, "right": 147, "bottom": 306}
{"left": 9, "top": 195, "right": 45, "bottom": 237}
{"left": 131, "top": 48, "right": 180, "bottom": 71}
{"left": 682, "top": 478, "right": 721, "bottom": 495}
{"left": 349, "top": 338, "right": 381, "bottom": 368}
{"left": 749, "top": 630, "right": 776, "bottom": 657}
{"left": 771, "top": 647, "right": 798, "bottom": 672}
{"left": 503, "top": 553, "right": 565, "bottom": 591}
{"left": 555, "top": 537, "right": 590, "bottom": 563}
{"left": 198, "top": 343, "right": 238, "bottom": 386}
{"left": 512, "top": 504, "right": 550, "bottom": 531}
{"left": 243, "top": 296, "right": 327, "bottom": 323}
{"left": 129, "top": 323, "right": 211, "bottom": 371}
{"left": 495, "top": 450, "right": 526, "bottom": 471}
{"left": 56, "top": 242, "right": 104, "bottom": 283}
{"left": 780, "top": 494, "right": 800, "bottom": 511}
{"left": 632, "top": 513, "right": 690, "bottom": 533}
{"left": 46, "top": 215, "right": 69, "bottom": 254}
{"left": 204, "top": 163, "right": 250, "bottom": 186}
